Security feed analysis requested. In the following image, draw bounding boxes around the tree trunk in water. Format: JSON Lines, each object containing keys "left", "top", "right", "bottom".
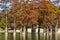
{"left": 26, "top": 27, "right": 28, "bottom": 33}
{"left": 55, "top": 19, "right": 58, "bottom": 40}
{"left": 55, "top": 27, "right": 57, "bottom": 40}
{"left": 43, "top": 28, "right": 45, "bottom": 40}
{"left": 13, "top": 27, "right": 16, "bottom": 40}
{"left": 38, "top": 25, "right": 40, "bottom": 34}
{"left": 21, "top": 26, "right": 26, "bottom": 35}
{"left": 23, "top": 26, "right": 26, "bottom": 40}
{"left": 45, "top": 27, "right": 48, "bottom": 40}
{"left": 38, "top": 25, "right": 40, "bottom": 40}
{"left": 50, "top": 25, "right": 52, "bottom": 40}
{"left": 31, "top": 25, "right": 36, "bottom": 34}
{"left": 5, "top": 12, "right": 8, "bottom": 40}
{"left": 52, "top": 27, "right": 55, "bottom": 40}
{"left": 47, "top": 26, "right": 51, "bottom": 40}
{"left": 32, "top": 31, "right": 36, "bottom": 40}
{"left": 13, "top": 16, "right": 16, "bottom": 40}
{"left": 25, "top": 27, "right": 28, "bottom": 40}
{"left": 20, "top": 27, "right": 23, "bottom": 40}
{"left": 47, "top": 27, "right": 49, "bottom": 40}
{"left": 5, "top": 27, "right": 8, "bottom": 40}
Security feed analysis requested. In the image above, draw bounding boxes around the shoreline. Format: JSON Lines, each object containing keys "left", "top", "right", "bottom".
{"left": 0, "top": 28, "right": 60, "bottom": 34}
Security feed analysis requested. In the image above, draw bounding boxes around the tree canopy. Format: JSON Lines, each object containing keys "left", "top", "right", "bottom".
{"left": 0, "top": 1, "right": 60, "bottom": 29}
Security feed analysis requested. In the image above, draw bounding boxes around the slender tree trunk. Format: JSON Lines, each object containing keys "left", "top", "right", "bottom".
{"left": 31, "top": 24, "right": 36, "bottom": 34}
{"left": 55, "top": 27, "right": 57, "bottom": 40}
{"left": 45, "top": 27, "right": 47, "bottom": 40}
{"left": 52, "top": 26, "right": 55, "bottom": 40}
{"left": 13, "top": 27, "right": 16, "bottom": 40}
{"left": 24, "top": 26, "right": 26, "bottom": 34}
{"left": 26, "top": 27, "right": 28, "bottom": 33}
{"left": 25, "top": 27, "right": 28, "bottom": 40}
{"left": 47, "top": 27, "right": 49, "bottom": 40}
{"left": 55, "top": 19, "right": 58, "bottom": 40}
{"left": 5, "top": 27, "right": 8, "bottom": 40}
{"left": 50, "top": 25, "right": 52, "bottom": 40}
{"left": 20, "top": 26, "right": 23, "bottom": 40}
{"left": 22, "top": 26, "right": 26, "bottom": 40}
{"left": 5, "top": 12, "right": 8, "bottom": 40}
{"left": 38, "top": 25, "right": 40, "bottom": 34}
{"left": 38, "top": 25, "right": 40, "bottom": 40}
{"left": 47, "top": 26, "right": 50, "bottom": 40}
{"left": 43, "top": 28, "right": 46, "bottom": 40}
{"left": 13, "top": 16, "right": 16, "bottom": 40}
{"left": 32, "top": 31, "right": 36, "bottom": 40}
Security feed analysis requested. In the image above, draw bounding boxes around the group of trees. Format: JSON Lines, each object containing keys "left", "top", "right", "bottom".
{"left": 0, "top": 1, "right": 60, "bottom": 30}
{"left": 0, "top": 1, "right": 60, "bottom": 40}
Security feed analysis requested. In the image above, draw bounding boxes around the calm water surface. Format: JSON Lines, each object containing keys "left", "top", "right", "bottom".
{"left": 0, "top": 32, "right": 60, "bottom": 40}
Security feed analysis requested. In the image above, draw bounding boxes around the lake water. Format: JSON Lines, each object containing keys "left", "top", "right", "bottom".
{"left": 0, "top": 32, "right": 60, "bottom": 40}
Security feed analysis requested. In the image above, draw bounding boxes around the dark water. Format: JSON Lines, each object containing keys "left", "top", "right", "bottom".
{"left": 0, "top": 32, "right": 60, "bottom": 40}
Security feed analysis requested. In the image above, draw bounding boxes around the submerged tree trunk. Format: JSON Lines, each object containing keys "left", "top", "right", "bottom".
{"left": 43, "top": 28, "right": 46, "bottom": 40}
{"left": 13, "top": 16, "right": 16, "bottom": 40}
{"left": 5, "top": 27, "right": 8, "bottom": 40}
{"left": 5, "top": 12, "right": 8, "bottom": 40}
{"left": 45, "top": 27, "right": 48, "bottom": 40}
{"left": 32, "top": 31, "right": 36, "bottom": 40}
{"left": 52, "top": 26, "right": 55, "bottom": 40}
{"left": 26, "top": 27, "right": 28, "bottom": 33}
{"left": 31, "top": 24, "right": 36, "bottom": 34}
{"left": 50, "top": 25, "right": 52, "bottom": 40}
{"left": 55, "top": 19, "right": 58, "bottom": 40}
{"left": 23, "top": 26, "right": 26, "bottom": 40}
{"left": 48, "top": 26, "right": 50, "bottom": 40}
{"left": 38, "top": 25, "right": 40, "bottom": 40}
{"left": 25, "top": 26, "right": 28, "bottom": 40}
{"left": 13, "top": 27, "right": 16, "bottom": 40}
{"left": 38, "top": 25, "right": 40, "bottom": 34}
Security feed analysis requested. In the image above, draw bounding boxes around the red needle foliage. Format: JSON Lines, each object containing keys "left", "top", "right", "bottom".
{"left": 6, "top": 1, "right": 60, "bottom": 28}
{"left": 15, "top": 2, "right": 39, "bottom": 27}
{"left": 39, "top": 1, "right": 59, "bottom": 27}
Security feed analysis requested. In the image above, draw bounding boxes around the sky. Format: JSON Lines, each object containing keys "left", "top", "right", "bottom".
{"left": 0, "top": 2, "right": 11, "bottom": 12}
{"left": 0, "top": 0, "right": 60, "bottom": 12}
{"left": 50, "top": 0, "right": 60, "bottom": 6}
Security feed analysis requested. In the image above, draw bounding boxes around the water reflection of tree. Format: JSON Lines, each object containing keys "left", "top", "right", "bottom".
{"left": 38, "top": 32, "right": 40, "bottom": 40}
{"left": 31, "top": 33, "right": 36, "bottom": 40}
{"left": 52, "top": 27, "right": 55, "bottom": 40}
{"left": 25, "top": 32, "right": 28, "bottom": 40}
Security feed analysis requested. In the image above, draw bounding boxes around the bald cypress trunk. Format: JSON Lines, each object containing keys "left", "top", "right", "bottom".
{"left": 55, "top": 19, "right": 58, "bottom": 40}
{"left": 38, "top": 25, "right": 40, "bottom": 40}
{"left": 5, "top": 12, "right": 8, "bottom": 40}
{"left": 31, "top": 24, "right": 36, "bottom": 34}
{"left": 26, "top": 27, "right": 28, "bottom": 33}
{"left": 52, "top": 26, "right": 55, "bottom": 40}
{"left": 13, "top": 16, "right": 16, "bottom": 40}
{"left": 38, "top": 25, "right": 40, "bottom": 34}
{"left": 5, "top": 27, "right": 8, "bottom": 40}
